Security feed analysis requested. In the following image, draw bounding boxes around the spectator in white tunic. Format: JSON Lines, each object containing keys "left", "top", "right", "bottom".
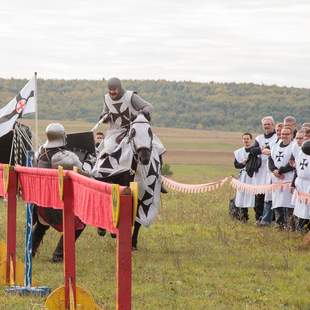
{"left": 269, "top": 127, "right": 295, "bottom": 230}
{"left": 233, "top": 133, "right": 256, "bottom": 222}
{"left": 291, "top": 140, "right": 310, "bottom": 232}
{"left": 257, "top": 122, "right": 285, "bottom": 227}
{"left": 290, "top": 130, "right": 304, "bottom": 165}
{"left": 257, "top": 121, "right": 283, "bottom": 226}
{"left": 291, "top": 128, "right": 310, "bottom": 231}
{"left": 252, "top": 116, "right": 278, "bottom": 224}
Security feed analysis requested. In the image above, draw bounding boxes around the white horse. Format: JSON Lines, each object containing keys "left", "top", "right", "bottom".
{"left": 93, "top": 113, "right": 164, "bottom": 249}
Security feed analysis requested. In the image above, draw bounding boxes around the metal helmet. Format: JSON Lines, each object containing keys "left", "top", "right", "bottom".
{"left": 44, "top": 123, "right": 66, "bottom": 148}
{"left": 302, "top": 140, "right": 310, "bottom": 156}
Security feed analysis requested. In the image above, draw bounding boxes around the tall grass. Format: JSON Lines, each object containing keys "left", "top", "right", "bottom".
{"left": 0, "top": 122, "right": 309, "bottom": 309}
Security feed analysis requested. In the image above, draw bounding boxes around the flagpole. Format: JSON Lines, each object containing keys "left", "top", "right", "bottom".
{"left": 34, "top": 72, "right": 38, "bottom": 151}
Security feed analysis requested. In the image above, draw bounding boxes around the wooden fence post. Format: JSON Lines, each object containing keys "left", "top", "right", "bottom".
{"left": 116, "top": 188, "right": 132, "bottom": 310}
{"left": 6, "top": 168, "right": 17, "bottom": 284}
{"left": 63, "top": 175, "right": 77, "bottom": 309}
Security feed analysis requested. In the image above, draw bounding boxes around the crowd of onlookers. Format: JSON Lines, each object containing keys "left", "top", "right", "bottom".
{"left": 233, "top": 116, "right": 310, "bottom": 233}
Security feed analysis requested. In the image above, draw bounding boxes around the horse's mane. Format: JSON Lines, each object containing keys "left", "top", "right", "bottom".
{"left": 131, "top": 113, "right": 149, "bottom": 124}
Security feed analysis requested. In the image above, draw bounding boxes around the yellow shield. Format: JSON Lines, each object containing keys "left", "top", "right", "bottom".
{"left": 130, "top": 182, "right": 138, "bottom": 226}
{"left": 2, "top": 164, "right": 10, "bottom": 194}
{"left": 111, "top": 184, "right": 120, "bottom": 227}
{"left": 58, "top": 166, "right": 64, "bottom": 200}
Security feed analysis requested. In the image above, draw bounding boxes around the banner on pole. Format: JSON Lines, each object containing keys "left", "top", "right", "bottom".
{"left": 0, "top": 77, "right": 36, "bottom": 138}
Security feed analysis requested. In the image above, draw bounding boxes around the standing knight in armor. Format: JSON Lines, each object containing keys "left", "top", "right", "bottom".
{"left": 32, "top": 123, "right": 85, "bottom": 262}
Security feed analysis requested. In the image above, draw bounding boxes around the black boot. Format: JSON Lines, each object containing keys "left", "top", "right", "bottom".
{"left": 131, "top": 222, "right": 141, "bottom": 251}
{"left": 97, "top": 227, "right": 107, "bottom": 237}
{"left": 32, "top": 222, "right": 49, "bottom": 257}
{"left": 52, "top": 236, "right": 64, "bottom": 263}
{"left": 51, "top": 228, "right": 85, "bottom": 263}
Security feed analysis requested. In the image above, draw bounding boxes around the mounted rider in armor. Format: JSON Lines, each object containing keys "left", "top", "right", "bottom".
{"left": 93, "top": 77, "right": 166, "bottom": 180}
{"left": 92, "top": 78, "right": 167, "bottom": 242}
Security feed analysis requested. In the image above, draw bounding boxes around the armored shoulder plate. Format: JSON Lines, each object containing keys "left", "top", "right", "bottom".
{"left": 51, "top": 150, "right": 82, "bottom": 170}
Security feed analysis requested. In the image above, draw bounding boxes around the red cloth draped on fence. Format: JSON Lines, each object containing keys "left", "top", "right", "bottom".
{"left": 68, "top": 171, "right": 117, "bottom": 233}
{"left": 14, "top": 166, "right": 119, "bottom": 233}
{"left": 16, "top": 166, "right": 63, "bottom": 209}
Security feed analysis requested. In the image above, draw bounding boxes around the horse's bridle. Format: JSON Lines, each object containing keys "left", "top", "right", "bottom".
{"left": 127, "top": 121, "right": 153, "bottom": 157}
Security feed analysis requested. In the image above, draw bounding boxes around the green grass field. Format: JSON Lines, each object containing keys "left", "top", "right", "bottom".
{"left": 1, "top": 121, "right": 310, "bottom": 309}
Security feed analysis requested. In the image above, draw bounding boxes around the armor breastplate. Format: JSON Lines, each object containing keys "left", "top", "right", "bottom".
{"left": 51, "top": 150, "right": 82, "bottom": 170}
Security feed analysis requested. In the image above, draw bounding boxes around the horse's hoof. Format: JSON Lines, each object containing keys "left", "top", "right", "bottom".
{"left": 97, "top": 228, "right": 106, "bottom": 237}
{"left": 110, "top": 233, "right": 116, "bottom": 239}
{"left": 31, "top": 249, "right": 38, "bottom": 258}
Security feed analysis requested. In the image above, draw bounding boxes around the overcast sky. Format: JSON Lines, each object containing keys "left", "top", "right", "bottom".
{"left": 1, "top": 0, "right": 309, "bottom": 88}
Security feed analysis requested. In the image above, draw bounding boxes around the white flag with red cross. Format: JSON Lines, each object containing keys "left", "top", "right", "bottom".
{"left": 0, "top": 76, "right": 36, "bottom": 138}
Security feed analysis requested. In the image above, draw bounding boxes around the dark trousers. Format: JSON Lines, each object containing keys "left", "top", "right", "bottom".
{"left": 296, "top": 217, "right": 310, "bottom": 232}
{"left": 254, "top": 194, "right": 265, "bottom": 221}
{"left": 260, "top": 200, "right": 273, "bottom": 224}
{"left": 274, "top": 208, "right": 285, "bottom": 226}
{"left": 274, "top": 208, "right": 294, "bottom": 227}
{"left": 238, "top": 208, "right": 249, "bottom": 222}
{"left": 287, "top": 209, "right": 295, "bottom": 230}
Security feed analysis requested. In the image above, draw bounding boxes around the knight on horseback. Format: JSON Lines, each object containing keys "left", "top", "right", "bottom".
{"left": 32, "top": 123, "right": 86, "bottom": 262}
{"left": 93, "top": 77, "right": 167, "bottom": 249}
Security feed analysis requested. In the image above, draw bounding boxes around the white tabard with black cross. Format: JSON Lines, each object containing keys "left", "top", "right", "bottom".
{"left": 102, "top": 91, "right": 134, "bottom": 154}
{"left": 234, "top": 147, "right": 255, "bottom": 208}
{"left": 101, "top": 90, "right": 165, "bottom": 156}
{"left": 292, "top": 149, "right": 310, "bottom": 219}
{"left": 254, "top": 133, "right": 278, "bottom": 186}
{"left": 270, "top": 141, "right": 294, "bottom": 209}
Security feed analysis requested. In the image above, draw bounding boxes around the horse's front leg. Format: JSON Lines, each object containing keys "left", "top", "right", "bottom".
{"left": 131, "top": 221, "right": 141, "bottom": 251}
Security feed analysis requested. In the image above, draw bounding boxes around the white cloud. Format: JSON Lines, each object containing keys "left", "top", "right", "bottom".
{"left": 0, "top": 0, "right": 309, "bottom": 88}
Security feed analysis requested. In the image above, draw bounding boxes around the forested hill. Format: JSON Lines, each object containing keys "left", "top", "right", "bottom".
{"left": 0, "top": 78, "right": 310, "bottom": 131}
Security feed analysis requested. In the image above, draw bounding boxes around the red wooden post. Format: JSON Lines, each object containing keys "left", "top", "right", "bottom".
{"left": 116, "top": 188, "right": 132, "bottom": 310}
{"left": 6, "top": 168, "right": 17, "bottom": 284}
{"left": 63, "top": 176, "right": 77, "bottom": 309}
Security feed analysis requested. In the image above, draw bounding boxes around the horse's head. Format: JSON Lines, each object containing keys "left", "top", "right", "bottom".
{"left": 128, "top": 113, "right": 153, "bottom": 165}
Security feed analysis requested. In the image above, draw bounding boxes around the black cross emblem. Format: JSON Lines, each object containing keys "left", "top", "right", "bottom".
{"left": 300, "top": 158, "right": 308, "bottom": 170}
{"left": 276, "top": 151, "right": 284, "bottom": 162}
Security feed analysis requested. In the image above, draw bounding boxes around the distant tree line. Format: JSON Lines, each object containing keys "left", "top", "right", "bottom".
{"left": 0, "top": 78, "right": 309, "bottom": 131}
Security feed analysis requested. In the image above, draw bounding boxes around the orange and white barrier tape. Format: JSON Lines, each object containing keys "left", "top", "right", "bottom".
{"left": 292, "top": 189, "right": 310, "bottom": 205}
{"left": 161, "top": 176, "right": 231, "bottom": 194}
{"left": 161, "top": 175, "right": 293, "bottom": 195}
{"left": 230, "top": 178, "right": 291, "bottom": 195}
